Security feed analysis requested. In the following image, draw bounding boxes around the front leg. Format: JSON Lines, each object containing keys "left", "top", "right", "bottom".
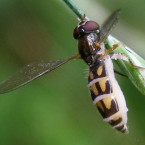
{"left": 105, "top": 43, "right": 119, "bottom": 53}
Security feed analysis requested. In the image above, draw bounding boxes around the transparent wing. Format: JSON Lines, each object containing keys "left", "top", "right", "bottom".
{"left": 99, "top": 9, "right": 121, "bottom": 43}
{"left": 0, "top": 54, "right": 77, "bottom": 94}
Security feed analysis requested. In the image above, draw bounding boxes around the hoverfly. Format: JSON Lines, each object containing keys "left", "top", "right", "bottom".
{"left": 0, "top": 9, "right": 143, "bottom": 133}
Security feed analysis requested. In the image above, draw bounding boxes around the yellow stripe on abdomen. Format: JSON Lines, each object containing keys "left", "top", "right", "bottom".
{"left": 88, "top": 56, "right": 128, "bottom": 133}
{"left": 96, "top": 96, "right": 119, "bottom": 119}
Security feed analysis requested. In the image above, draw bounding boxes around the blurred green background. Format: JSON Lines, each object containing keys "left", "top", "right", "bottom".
{"left": 0, "top": 0, "right": 145, "bottom": 145}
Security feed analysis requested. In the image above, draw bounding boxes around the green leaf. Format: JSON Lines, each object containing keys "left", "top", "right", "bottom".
{"left": 106, "top": 36, "right": 145, "bottom": 95}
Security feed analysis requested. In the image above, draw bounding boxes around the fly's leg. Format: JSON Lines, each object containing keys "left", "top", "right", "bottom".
{"left": 81, "top": 14, "right": 87, "bottom": 20}
{"left": 105, "top": 42, "right": 145, "bottom": 69}
{"left": 110, "top": 53, "right": 145, "bottom": 69}
{"left": 114, "top": 69, "right": 128, "bottom": 78}
{"left": 105, "top": 43, "right": 119, "bottom": 53}
{"left": 77, "top": 14, "right": 88, "bottom": 22}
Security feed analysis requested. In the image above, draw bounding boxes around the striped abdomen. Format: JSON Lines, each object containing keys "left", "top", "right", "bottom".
{"left": 88, "top": 55, "right": 128, "bottom": 133}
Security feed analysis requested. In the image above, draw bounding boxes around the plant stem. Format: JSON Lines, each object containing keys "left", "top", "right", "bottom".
{"left": 63, "top": 0, "right": 84, "bottom": 19}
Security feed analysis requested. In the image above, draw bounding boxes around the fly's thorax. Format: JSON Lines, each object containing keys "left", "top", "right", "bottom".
{"left": 78, "top": 33, "right": 104, "bottom": 66}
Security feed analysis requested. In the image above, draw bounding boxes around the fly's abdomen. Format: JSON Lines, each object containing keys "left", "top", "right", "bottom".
{"left": 88, "top": 60, "right": 128, "bottom": 133}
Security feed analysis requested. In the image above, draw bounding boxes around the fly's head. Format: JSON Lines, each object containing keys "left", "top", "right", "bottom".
{"left": 73, "top": 19, "right": 100, "bottom": 39}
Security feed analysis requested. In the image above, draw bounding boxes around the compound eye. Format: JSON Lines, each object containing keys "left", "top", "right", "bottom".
{"left": 73, "top": 27, "right": 79, "bottom": 39}
{"left": 84, "top": 21, "right": 99, "bottom": 32}
{"left": 79, "top": 27, "right": 85, "bottom": 35}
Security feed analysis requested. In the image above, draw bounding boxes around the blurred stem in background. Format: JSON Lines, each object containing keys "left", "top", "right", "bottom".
{"left": 63, "top": 0, "right": 145, "bottom": 95}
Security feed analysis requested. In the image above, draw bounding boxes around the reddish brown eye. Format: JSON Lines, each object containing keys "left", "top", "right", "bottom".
{"left": 84, "top": 21, "right": 99, "bottom": 32}
{"left": 73, "top": 27, "right": 79, "bottom": 39}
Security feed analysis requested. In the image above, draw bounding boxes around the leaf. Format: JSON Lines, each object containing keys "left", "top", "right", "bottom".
{"left": 106, "top": 35, "right": 145, "bottom": 95}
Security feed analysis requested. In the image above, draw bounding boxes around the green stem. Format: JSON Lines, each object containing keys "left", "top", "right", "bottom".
{"left": 63, "top": 0, "right": 84, "bottom": 19}
{"left": 63, "top": 0, "right": 145, "bottom": 95}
